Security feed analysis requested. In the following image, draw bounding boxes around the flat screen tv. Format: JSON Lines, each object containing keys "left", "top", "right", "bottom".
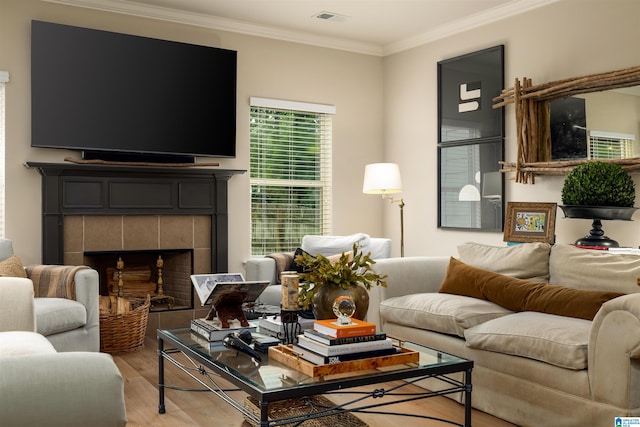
{"left": 31, "top": 20, "right": 237, "bottom": 163}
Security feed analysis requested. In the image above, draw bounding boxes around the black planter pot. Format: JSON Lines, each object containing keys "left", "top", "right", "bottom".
{"left": 559, "top": 205, "right": 638, "bottom": 247}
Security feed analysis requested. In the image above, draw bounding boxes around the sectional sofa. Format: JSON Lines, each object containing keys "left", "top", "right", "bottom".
{"left": 367, "top": 242, "right": 640, "bottom": 427}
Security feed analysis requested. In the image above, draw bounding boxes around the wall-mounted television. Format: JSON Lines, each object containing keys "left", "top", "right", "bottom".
{"left": 31, "top": 20, "right": 237, "bottom": 163}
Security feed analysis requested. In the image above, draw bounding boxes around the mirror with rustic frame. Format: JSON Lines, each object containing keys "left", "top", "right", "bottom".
{"left": 493, "top": 66, "right": 640, "bottom": 183}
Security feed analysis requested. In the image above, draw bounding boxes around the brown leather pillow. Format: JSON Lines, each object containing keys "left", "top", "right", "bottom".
{"left": 439, "top": 257, "right": 623, "bottom": 320}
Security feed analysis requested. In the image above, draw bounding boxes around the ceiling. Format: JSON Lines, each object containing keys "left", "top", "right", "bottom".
{"left": 48, "top": 0, "right": 558, "bottom": 55}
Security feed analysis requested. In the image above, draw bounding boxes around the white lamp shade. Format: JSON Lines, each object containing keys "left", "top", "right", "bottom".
{"left": 362, "top": 163, "right": 402, "bottom": 194}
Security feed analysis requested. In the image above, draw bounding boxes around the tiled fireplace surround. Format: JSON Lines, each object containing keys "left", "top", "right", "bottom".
{"left": 64, "top": 215, "right": 212, "bottom": 333}
{"left": 27, "top": 162, "right": 244, "bottom": 335}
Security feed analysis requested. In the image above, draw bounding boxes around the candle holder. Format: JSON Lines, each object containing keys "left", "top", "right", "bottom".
{"left": 278, "top": 309, "right": 302, "bottom": 345}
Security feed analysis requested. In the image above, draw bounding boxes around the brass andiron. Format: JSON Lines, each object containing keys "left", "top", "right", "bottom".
{"left": 116, "top": 257, "right": 124, "bottom": 298}
{"left": 156, "top": 255, "right": 165, "bottom": 296}
{"left": 150, "top": 255, "right": 175, "bottom": 309}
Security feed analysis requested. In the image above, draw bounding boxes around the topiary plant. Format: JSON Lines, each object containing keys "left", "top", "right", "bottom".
{"left": 561, "top": 161, "right": 636, "bottom": 207}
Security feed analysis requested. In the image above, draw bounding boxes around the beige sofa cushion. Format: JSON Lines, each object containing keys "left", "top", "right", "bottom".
{"left": 34, "top": 298, "right": 87, "bottom": 336}
{"left": 380, "top": 293, "right": 512, "bottom": 337}
{"left": 550, "top": 244, "right": 640, "bottom": 294}
{"left": 464, "top": 312, "right": 591, "bottom": 370}
{"left": 457, "top": 242, "right": 551, "bottom": 281}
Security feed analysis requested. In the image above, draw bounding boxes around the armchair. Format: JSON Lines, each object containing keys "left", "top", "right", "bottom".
{"left": 0, "top": 277, "right": 127, "bottom": 426}
{"left": 0, "top": 238, "right": 99, "bottom": 352}
{"left": 245, "top": 234, "right": 392, "bottom": 307}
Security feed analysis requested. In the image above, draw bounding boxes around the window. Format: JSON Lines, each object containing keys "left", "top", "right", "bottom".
{"left": 589, "top": 130, "right": 636, "bottom": 160}
{"left": 0, "top": 71, "right": 7, "bottom": 238}
{"left": 249, "top": 97, "right": 335, "bottom": 255}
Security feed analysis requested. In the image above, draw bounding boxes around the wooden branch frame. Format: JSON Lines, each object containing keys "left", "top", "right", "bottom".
{"left": 493, "top": 65, "right": 640, "bottom": 183}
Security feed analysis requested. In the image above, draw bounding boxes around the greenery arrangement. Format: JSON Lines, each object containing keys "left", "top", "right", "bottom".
{"left": 561, "top": 161, "right": 636, "bottom": 207}
{"left": 294, "top": 243, "right": 387, "bottom": 311}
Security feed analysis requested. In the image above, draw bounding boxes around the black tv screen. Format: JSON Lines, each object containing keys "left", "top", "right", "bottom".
{"left": 31, "top": 20, "right": 237, "bottom": 162}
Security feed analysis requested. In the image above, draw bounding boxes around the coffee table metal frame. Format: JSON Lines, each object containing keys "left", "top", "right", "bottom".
{"left": 157, "top": 328, "right": 473, "bottom": 427}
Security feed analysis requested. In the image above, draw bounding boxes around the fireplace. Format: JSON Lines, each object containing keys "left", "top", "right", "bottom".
{"left": 27, "top": 162, "right": 244, "bottom": 327}
{"left": 84, "top": 248, "right": 193, "bottom": 311}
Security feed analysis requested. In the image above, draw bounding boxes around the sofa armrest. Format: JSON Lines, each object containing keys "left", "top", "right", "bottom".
{"left": 367, "top": 256, "right": 450, "bottom": 328}
{"left": 73, "top": 269, "right": 100, "bottom": 327}
{"left": 244, "top": 257, "right": 277, "bottom": 285}
{"left": 0, "top": 277, "right": 36, "bottom": 332}
{"left": 0, "top": 352, "right": 127, "bottom": 426}
{"left": 589, "top": 293, "right": 640, "bottom": 409}
{"left": 74, "top": 269, "right": 100, "bottom": 351}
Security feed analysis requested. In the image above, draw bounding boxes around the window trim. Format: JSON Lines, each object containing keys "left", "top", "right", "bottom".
{"left": 249, "top": 97, "right": 334, "bottom": 256}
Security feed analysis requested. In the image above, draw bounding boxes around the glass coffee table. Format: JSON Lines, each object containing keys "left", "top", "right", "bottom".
{"left": 158, "top": 328, "right": 473, "bottom": 427}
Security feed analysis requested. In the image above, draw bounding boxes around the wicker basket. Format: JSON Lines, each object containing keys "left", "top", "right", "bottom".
{"left": 99, "top": 295, "right": 151, "bottom": 354}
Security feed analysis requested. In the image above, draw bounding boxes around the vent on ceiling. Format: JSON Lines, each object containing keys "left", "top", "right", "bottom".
{"left": 313, "top": 11, "right": 348, "bottom": 22}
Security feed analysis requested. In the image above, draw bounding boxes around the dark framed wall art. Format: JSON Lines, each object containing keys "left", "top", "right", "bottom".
{"left": 437, "top": 45, "right": 505, "bottom": 230}
{"left": 439, "top": 139, "right": 503, "bottom": 230}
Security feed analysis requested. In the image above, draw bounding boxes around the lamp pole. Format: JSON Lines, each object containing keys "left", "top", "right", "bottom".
{"left": 384, "top": 194, "right": 405, "bottom": 257}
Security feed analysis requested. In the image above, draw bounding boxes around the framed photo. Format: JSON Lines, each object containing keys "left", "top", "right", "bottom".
{"left": 438, "top": 45, "right": 504, "bottom": 144}
{"left": 504, "top": 202, "right": 557, "bottom": 244}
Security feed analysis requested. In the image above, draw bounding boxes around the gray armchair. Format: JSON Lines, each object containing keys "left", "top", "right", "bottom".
{"left": 0, "top": 276, "right": 127, "bottom": 426}
{"left": 0, "top": 238, "right": 99, "bottom": 352}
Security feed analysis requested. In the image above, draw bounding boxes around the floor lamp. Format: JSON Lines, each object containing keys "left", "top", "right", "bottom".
{"left": 362, "top": 163, "right": 405, "bottom": 257}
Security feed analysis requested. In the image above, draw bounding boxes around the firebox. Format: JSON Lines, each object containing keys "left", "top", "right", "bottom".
{"left": 84, "top": 249, "right": 193, "bottom": 311}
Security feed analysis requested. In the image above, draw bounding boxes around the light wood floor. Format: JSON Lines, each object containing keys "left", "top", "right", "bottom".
{"left": 113, "top": 336, "right": 518, "bottom": 426}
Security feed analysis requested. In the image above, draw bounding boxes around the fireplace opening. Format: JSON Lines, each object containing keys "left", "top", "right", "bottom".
{"left": 84, "top": 249, "right": 194, "bottom": 312}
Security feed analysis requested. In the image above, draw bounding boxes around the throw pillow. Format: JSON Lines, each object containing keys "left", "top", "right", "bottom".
{"left": 301, "top": 233, "right": 370, "bottom": 257}
{"left": 550, "top": 244, "right": 640, "bottom": 294}
{"left": 439, "top": 257, "right": 624, "bottom": 320}
{"left": 0, "top": 255, "right": 28, "bottom": 278}
{"left": 457, "top": 241, "right": 551, "bottom": 281}
{"left": 289, "top": 248, "right": 310, "bottom": 273}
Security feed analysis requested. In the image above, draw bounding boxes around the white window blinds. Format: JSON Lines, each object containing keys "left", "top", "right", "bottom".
{"left": 249, "top": 97, "right": 334, "bottom": 256}
{"left": 589, "top": 130, "right": 636, "bottom": 160}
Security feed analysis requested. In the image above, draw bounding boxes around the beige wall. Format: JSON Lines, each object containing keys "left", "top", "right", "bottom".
{"left": 384, "top": 0, "right": 640, "bottom": 256}
{"left": 0, "top": 0, "right": 384, "bottom": 270}
{"left": 2, "top": 0, "right": 640, "bottom": 268}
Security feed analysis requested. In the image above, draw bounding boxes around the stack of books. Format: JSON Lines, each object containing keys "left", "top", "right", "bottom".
{"left": 257, "top": 315, "right": 315, "bottom": 338}
{"left": 190, "top": 317, "right": 256, "bottom": 342}
{"left": 292, "top": 318, "right": 399, "bottom": 365}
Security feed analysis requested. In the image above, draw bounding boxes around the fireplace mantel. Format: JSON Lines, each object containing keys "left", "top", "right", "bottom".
{"left": 26, "top": 162, "right": 245, "bottom": 271}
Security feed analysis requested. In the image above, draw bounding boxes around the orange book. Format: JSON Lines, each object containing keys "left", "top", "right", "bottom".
{"left": 313, "top": 318, "right": 376, "bottom": 338}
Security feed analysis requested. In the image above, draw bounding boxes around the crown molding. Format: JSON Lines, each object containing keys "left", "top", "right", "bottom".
{"left": 42, "top": 0, "right": 384, "bottom": 56}
{"left": 44, "top": 0, "right": 559, "bottom": 57}
{"left": 383, "top": 0, "right": 560, "bottom": 56}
